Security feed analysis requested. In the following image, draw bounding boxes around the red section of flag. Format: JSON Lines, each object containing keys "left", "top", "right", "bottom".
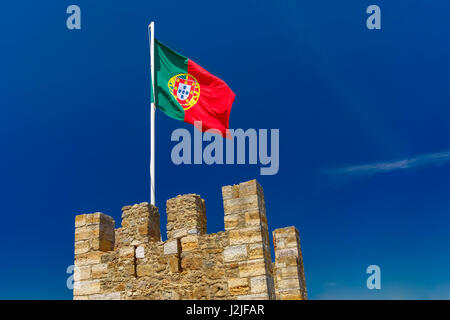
{"left": 184, "top": 59, "right": 235, "bottom": 137}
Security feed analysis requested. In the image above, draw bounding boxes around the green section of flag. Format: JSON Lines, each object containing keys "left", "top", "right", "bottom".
{"left": 152, "top": 40, "right": 188, "bottom": 121}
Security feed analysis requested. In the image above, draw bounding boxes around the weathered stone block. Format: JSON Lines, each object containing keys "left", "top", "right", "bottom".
{"left": 275, "top": 248, "right": 300, "bottom": 259}
{"left": 181, "top": 235, "right": 199, "bottom": 252}
{"left": 229, "top": 227, "right": 263, "bottom": 245}
{"left": 119, "top": 246, "right": 135, "bottom": 258}
{"left": 74, "top": 265, "right": 91, "bottom": 281}
{"left": 91, "top": 239, "right": 113, "bottom": 252}
{"left": 181, "top": 255, "right": 202, "bottom": 270}
{"left": 90, "top": 292, "right": 121, "bottom": 300}
{"left": 188, "top": 227, "right": 200, "bottom": 235}
{"left": 74, "top": 227, "right": 92, "bottom": 242}
{"left": 136, "top": 264, "right": 152, "bottom": 277}
{"left": 239, "top": 259, "right": 268, "bottom": 277}
{"left": 224, "top": 214, "right": 245, "bottom": 230}
{"left": 276, "top": 278, "right": 302, "bottom": 290}
{"left": 206, "top": 268, "right": 225, "bottom": 280}
{"left": 164, "top": 239, "right": 180, "bottom": 255}
{"left": 250, "top": 276, "right": 270, "bottom": 294}
{"left": 73, "top": 280, "right": 101, "bottom": 296}
{"left": 236, "top": 293, "right": 269, "bottom": 300}
{"left": 223, "top": 198, "right": 243, "bottom": 215}
{"left": 228, "top": 278, "right": 249, "bottom": 295}
{"left": 221, "top": 184, "right": 239, "bottom": 200}
{"left": 248, "top": 243, "right": 265, "bottom": 260}
{"left": 223, "top": 245, "right": 247, "bottom": 262}
{"left": 75, "top": 214, "right": 86, "bottom": 228}
{"left": 168, "top": 256, "right": 181, "bottom": 273}
{"left": 245, "top": 210, "right": 262, "bottom": 227}
{"left": 75, "top": 240, "right": 90, "bottom": 255}
{"left": 223, "top": 196, "right": 261, "bottom": 215}
{"left": 135, "top": 246, "right": 145, "bottom": 259}
{"left": 75, "top": 251, "right": 104, "bottom": 266}
{"left": 91, "top": 263, "right": 108, "bottom": 279}
{"left": 238, "top": 180, "right": 262, "bottom": 197}
{"left": 171, "top": 228, "right": 188, "bottom": 239}
{"left": 278, "top": 265, "right": 300, "bottom": 279}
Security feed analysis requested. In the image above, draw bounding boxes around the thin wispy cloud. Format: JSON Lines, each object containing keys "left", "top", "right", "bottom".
{"left": 325, "top": 150, "right": 450, "bottom": 179}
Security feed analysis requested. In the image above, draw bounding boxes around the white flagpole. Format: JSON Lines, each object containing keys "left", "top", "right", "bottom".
{"left": 148, "top": 22, "right": 156, "bottom": 205}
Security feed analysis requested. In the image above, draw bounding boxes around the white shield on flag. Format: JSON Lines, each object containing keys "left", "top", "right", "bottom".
{"left": 177, "top": 83, "right": 191, "bottom": 101}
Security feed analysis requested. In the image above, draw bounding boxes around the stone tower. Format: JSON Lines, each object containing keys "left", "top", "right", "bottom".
{"left": 73, "top": 179, "right": 307, "bottom": 300}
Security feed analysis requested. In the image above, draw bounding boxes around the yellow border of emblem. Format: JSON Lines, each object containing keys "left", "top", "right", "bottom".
{"left": 168, "top": 73, "right": 201, "bottom": 111}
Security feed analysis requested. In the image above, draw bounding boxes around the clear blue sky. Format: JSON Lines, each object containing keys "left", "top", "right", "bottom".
{"left": 1, "top": 0, "right": 449, "bottom": 299}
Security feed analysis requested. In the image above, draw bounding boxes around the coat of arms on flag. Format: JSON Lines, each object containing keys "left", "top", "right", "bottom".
{"left": 168, "top": 74, "right": 201, "bottom": 110}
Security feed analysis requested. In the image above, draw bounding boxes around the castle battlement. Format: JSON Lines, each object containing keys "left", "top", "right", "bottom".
{"left": 73, "top": 179, "right": 307, "bottom": 300}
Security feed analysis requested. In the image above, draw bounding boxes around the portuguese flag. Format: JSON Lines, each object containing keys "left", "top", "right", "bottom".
{"left": 152, "top": 40, "right": 235, "bottom": 137}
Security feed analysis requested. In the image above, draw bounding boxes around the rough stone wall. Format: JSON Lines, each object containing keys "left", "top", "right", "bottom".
{"left": 273, "top": 227, "right": 308, "bottom": 300}
{"left": 73, "top": 179, "right": 307, "bottom": 300}
{"left": 221, "top": 180, "right": 275, "bottom": 299}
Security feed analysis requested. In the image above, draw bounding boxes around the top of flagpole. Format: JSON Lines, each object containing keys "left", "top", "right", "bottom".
{"left": 148, "top": 22, "right": 156, "bottom": 105}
